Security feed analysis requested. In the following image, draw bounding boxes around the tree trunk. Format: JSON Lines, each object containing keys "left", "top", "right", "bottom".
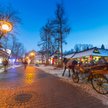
{"left": 59, "top": 21, "right": 63, "bottom": 67}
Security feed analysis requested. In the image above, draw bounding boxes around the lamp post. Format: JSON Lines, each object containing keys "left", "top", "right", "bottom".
{"left": 0, "top": 20, "right": 13, "bottom": 39}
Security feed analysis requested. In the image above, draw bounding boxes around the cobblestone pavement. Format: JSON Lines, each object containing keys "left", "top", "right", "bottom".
{"left": 0, "top": 65, "right": 107, "bottom": 108}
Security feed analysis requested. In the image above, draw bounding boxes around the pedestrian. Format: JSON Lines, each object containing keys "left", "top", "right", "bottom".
{"left": 23, "top": 59, "right": 28, "bottom": 69}
{"left": 2, "top": 58, "right": 9, "bottom": 72}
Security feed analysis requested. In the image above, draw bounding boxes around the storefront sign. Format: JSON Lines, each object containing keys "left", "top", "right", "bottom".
{"left": 93, "top": 49, "right": 100, "bottom": 54}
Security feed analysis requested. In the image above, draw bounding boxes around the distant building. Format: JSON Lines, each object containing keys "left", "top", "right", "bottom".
{"left": 24, "top": 50, "right": 46, "bottom": 64}
{"left": 35, "top": 52, "right": 46, "bottom": 64}
{"left": 25, "top": 50, "right": 36, "bottom": 64}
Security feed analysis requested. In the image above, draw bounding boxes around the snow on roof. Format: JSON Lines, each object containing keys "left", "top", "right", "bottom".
{"left": 65, "top": 53, "right": 75, "bottom": 58}
{"left": 92, "top": 49, "right": 108, "bottom": 56}
{"left": 65, "top": 48, "right": 108, "bottom": 59}
{"left": 73, "top": 49, "right": 94, "bottom": 58}
{"left": 74, "top": 48, "right": 108, "bottom": 58}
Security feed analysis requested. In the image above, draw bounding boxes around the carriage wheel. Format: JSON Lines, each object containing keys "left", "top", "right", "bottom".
{"left": 91, "top": 74, "right": 108, "bottom": 95}
{"left": 72, "top": 73, "right": 79, "bottom": 83}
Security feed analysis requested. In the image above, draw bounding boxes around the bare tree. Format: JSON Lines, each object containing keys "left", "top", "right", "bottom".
{"left": 10, "top": 36, "right": 25, "bottom": 60}
{"left": 52, "top": 2, "right": 70, "bottom": 65}
{"left": 74, "top": 44, "right": 93, "bottom": 52}
{"left": 39, "top": 20, "right": 55, "bottom": 64}
{"left": 39, "top": 2, "right": 70, "bottom": 66}
{"left": 0, "top": 36, "right": 10, "bottom": 50}
{"left": 74, "top": 44, "right": 80, "bottom": 52}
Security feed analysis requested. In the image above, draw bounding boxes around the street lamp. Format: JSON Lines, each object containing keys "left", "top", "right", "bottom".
{"left": 29, "top": 51, "right": 36, "bottom": 64}
{"left": 30, "top": 52, "right": 35, "bottom": 56}
{"left": 0, "top": 20, "right": 13, "bottom": 39}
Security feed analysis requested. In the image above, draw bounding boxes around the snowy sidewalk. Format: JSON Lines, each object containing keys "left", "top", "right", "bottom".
{"left": 0, "top": 65, "right": 22, "bottom": 73}
{"left": 37, "top": 64, "right": 108, "bottom": 106}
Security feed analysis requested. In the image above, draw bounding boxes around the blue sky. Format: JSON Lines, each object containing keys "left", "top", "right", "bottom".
{"left": 1, "top": 0, "right": 108, "bottom": 51}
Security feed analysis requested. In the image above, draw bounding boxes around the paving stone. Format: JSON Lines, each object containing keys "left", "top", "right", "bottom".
{"left": 0, "top": 66, "right": 107, "bottom": 108}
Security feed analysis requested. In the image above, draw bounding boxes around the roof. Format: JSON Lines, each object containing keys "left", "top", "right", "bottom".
{"left": 65, "top": 53, "right": 75, "bottom": 58}
{"left": 93, "top": 49, "right": 108, "bottom": 56}
{"left": 73, "top": 49, "right": 94, "bottom": 58}
{"left": 65, "top": 47, "right": 108, "bottom": 59}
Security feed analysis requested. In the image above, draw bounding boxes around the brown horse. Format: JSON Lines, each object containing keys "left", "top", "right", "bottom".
{"left": 62, "top": 59, "right": 78, "bottom": 77}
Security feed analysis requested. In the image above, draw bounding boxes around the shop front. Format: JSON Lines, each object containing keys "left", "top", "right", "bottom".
{"left": 65, "top": 47, "right": 108, "bottom": 64}
{"left": 0, "top": 49, "right": 9, "bottom": 65}
{"left": 49, "top": 54, "right": 58, "bottom": 65}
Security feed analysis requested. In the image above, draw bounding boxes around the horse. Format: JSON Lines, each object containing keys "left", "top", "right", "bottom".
{"left": 62, "top": 58, "right": 78, "bottom": 77}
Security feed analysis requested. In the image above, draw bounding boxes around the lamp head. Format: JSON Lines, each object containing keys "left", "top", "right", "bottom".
{"left": 0, "top": 20, "right": 13, "bottom": 33}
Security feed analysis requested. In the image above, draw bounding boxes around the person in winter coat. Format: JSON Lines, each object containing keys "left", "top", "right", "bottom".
{"left": 2, "top": 58, "right": 9, "bottom": 72}
{"left": 23, "top": 59, "right": 28, "bottom": 69}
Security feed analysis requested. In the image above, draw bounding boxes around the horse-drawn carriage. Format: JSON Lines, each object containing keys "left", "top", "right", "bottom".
{"left": 72, "top": 63, "right": 108, "bottom": 94}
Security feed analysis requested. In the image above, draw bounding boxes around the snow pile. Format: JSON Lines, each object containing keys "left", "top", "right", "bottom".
{"left": 37, "top": 64, "right": 108, "bottom": 106}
